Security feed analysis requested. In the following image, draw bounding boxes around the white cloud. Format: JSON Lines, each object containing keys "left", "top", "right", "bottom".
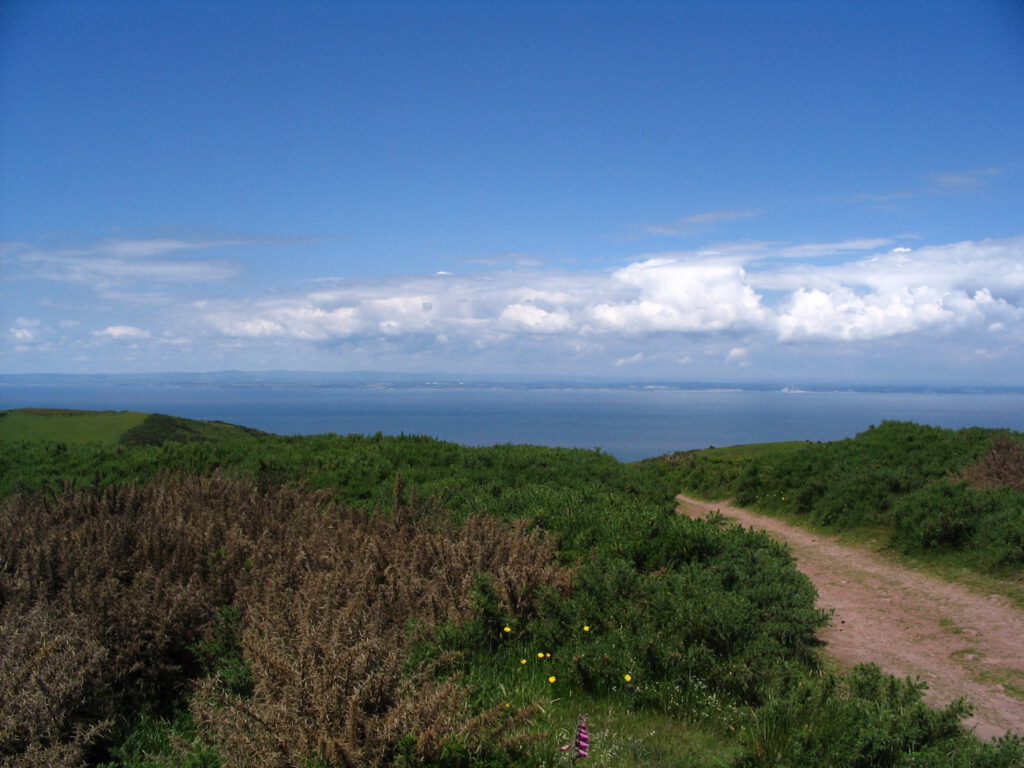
{"left": 18, "top": 253, "right": 238, "bottom": 287}
{"left": 587, "top": 260, "right": 767, "bottom": 332}
{"left": 22, "top": 235, "right": 284, "bottom": 260}
{"left": 191, "top": 236, "right": 1024, "bottom": 354}
{"left": 6, "top": 317, "right": 48, "bottom": 345}
{"left": 776, "top": 285, "right": 955, "bottom": 341}
{"left": 94, "top": 325, "right": 150, "bottom": 339}
{"left": 614, "top": 353, "right": 644, "bottom": 366}
{"left": 1, "top": 234, "right": 293, "bottom": 289}
{"left": 500, "top": 303, "right": 573, "bottom": 333}
{"left": 6, "top": 233, "right": 1021, "bottom": 380}
{"left": 773, "top": 238, "right": 894, "bottom": 260}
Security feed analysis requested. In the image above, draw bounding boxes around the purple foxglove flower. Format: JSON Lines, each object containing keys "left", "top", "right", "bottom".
{"left": 561, "top": 715, "right": 591, "bottom": 760}
{"left": 573, "top": 715, "right": 590, "bottom": 760}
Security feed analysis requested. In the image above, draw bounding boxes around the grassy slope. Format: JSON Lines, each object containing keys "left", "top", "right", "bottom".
{"left": 662, "top": 425, "right": 1024, "bottom": 603}
{"left": 0, "top": 408, "right": 149, "bottom": 444}
{"left": 0, "top": 408, "right": 264, "bottom": 446}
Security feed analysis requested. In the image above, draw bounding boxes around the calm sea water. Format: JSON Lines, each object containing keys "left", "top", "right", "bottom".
{"left": 3, "top": 383, "right": 1023, "bottom": 462}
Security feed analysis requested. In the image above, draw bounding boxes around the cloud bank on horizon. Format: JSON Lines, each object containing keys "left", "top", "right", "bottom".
{"left": 4, "top": 232, "right": 1023, "bottom": 384}
{"left": 1, "top": 1, "right": 1023, "bottom": 384}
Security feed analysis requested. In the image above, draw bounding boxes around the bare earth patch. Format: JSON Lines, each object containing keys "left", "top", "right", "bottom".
{"left": 677, "top": 494, "right": 1024, "bottom": 741}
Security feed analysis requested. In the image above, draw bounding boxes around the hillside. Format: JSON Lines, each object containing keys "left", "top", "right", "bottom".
{"left": 1, "top": 421, "right": 1022, "bottom": 767}
{"left": 0, "top": 408, "right": 266, "bottom": 446}
{"left": 658, "top": 421, "right": 1024, "bottom": 581}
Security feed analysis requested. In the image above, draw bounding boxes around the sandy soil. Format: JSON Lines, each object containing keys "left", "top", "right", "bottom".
{"left": 676, "top": 494, "right": 1024, "bottom": 740}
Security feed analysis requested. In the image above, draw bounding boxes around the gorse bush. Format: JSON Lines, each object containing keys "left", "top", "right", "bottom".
{"left": 1, "top": 476, "right": 563, "bottom": 767}
{"left": 0, "top": 477, "right": 312, "bottom": 767}
{"left": 737, "top": 664, "right": 982, "bottom": 768}
{"left": 193, "top": 509, "right": 563, "bottom": 768}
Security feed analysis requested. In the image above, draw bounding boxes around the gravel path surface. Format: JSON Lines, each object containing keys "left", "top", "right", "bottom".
{"left": 676, "top": 494, "right": 1024, "bottom": 740}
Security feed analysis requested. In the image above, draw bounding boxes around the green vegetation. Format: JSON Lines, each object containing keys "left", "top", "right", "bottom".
{"left": 0, "top": 408, "right": 266, "bottom": 447}
{"left": 661, "top": 420, "right": 1024, "bottom": 578}
{"left": 0, "top": 408, "right": 149, "bottom": 444}
{"left": 1, "top": 412, "right": 1021, "bottom": 767}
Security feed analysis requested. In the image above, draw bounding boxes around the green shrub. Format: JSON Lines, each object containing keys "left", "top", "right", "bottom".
{"left": 735, "top": 664, "right": 1017, "bottom": 768}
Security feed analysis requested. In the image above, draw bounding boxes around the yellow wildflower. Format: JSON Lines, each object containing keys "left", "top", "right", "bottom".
{"left": 548, "top": 676, "right": 557, "bottom": 683}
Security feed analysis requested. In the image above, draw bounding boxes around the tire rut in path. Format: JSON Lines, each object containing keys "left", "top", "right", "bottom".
{"left": 676, "top": 494, "right": 1024, "bottom": 741}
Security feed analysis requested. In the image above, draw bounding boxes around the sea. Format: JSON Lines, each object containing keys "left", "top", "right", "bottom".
{"left": 3, "top": 374, "right": 1023, "bottom": 462}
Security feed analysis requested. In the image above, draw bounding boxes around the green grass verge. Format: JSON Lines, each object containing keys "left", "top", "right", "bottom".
{"left": 526, "top": 697, "right": 741, "bottom": 768}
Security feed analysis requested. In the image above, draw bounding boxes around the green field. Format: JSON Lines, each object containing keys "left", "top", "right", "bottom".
{"left": 0, "top": 408, "right": 265, "bottom": 446}
{"left": 0, "top": 408, "right": 149, "bottom": 444}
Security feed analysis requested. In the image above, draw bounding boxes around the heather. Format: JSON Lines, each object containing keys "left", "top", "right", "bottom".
{"left": 2, "top": 424, "right": 1021, "bottom": 767}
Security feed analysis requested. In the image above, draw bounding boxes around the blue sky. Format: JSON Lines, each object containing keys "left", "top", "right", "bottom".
{"left": 2, "top": 0, "right": 1023, "bottom": 384}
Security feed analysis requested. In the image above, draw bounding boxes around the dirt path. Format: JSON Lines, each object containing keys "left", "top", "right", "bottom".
{"left": 676, "top": 494, "right": 1024, "bottom": 740}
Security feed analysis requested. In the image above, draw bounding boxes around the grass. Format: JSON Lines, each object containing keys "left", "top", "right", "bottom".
{"left": 101, "top": 695, "right": 743, "bottom": 768}
{"left": 893, "top": 549, "right": 1024, "bottom": 611}
{"left": 0, "top": 408, "right": 149, "bottom": 444}
{"left": 948, "top": 649, "right": 1024, "bottom": 702}
{"left": 0, "top": 408, "right": 266, "bottom": 446}
{"left": 524, "top": 696, "right": 742, "bottom": 768}
{"left": 939, "top": 618, "right": 966, "bottom": 635}
{"left": 455, "top": 624, "right": 747, "bottom": 768}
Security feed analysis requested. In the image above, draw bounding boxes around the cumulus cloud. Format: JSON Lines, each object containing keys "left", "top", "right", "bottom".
{"left": 192, "top": 236, "right": 1024, "bottom": 355}
{"left": 500, "top": 303, "right": 573, "bottom": 333}
{"left": 7, "top": 233, "right": 1019, "bottom": 377}
{"left": 764, "top": 238, "right": 1024, "bottom": 340}
{"left": 201, "top": 259, "right": 773, "bottom": 344}
{"left": 587, "top": 259, "right": 767, "bottom": 332}
{"left": 776, "top": 285, "right": 962, "bottom": 341}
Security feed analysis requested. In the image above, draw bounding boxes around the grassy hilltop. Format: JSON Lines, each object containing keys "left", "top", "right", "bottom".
{"left": 1, "top": 411, "right": 1022, "bottom": 768}
{"left": 0, "top": 408, "right": 266, "bottom": 446}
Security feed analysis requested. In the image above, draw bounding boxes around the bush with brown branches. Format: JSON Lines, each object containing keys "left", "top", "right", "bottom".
{"left": 0, "top": 476, "right": 566, "bottom": 767}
